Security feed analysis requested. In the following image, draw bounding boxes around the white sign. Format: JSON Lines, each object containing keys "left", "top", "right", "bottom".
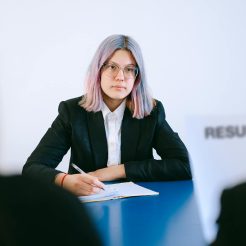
{"left": 186, "top": 116, "right": 246, "bottom": 243}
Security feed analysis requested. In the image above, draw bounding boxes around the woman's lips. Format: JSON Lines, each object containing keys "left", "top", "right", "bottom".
{"left": 112, "top": 85, "right": 126, "bottom": 90}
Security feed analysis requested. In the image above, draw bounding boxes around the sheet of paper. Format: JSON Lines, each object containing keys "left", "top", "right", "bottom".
{"left": 79, "top": 186, "right": 119, "bottom": 202}
{"left": 79, "top": 182, "right": 159, "bottom": 203}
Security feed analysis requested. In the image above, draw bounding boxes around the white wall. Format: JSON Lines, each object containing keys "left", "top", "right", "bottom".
{"left": 1, "top": 0, "right": 246, "bottom": 243}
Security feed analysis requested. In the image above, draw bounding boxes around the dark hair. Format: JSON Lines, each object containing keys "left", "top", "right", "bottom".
{"left": 0, "top": 175, "right": 102, "bottom": 246}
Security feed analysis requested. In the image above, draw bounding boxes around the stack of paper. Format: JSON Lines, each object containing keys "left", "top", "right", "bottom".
{"left": 79, "top": 182, "right": 159, "bottom": 203}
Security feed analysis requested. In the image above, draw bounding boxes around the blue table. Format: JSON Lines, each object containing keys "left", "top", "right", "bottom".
{"left": 85, "top": 181, "right": 206, "bottom": 246}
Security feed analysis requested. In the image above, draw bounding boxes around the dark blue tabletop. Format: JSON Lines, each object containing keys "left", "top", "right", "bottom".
{"left": 85, "top": 180, "right": 206, "bottom": 246}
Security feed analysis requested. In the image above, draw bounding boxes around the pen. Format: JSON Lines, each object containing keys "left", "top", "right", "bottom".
{"left": 71, "top": 163, "right": 105, "bottom": 190}
{"left": 71, "top": 163, "right": 86, "bottom": 174}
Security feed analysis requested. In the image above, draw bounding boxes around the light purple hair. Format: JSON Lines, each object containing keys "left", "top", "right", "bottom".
{"left": 79, "top": 34, "right": 155, "bottom": 119}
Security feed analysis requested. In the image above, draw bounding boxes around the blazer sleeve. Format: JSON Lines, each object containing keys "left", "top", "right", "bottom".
{"left": 124, "top": 101, "right": 192, "bottom": 181}
{"left": 22, "top": 101, "right": 72, "bottom": 183}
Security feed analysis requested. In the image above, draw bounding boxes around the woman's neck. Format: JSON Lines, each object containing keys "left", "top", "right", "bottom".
{"left": 103, "top": 95, "right": 124, "bottom": 112}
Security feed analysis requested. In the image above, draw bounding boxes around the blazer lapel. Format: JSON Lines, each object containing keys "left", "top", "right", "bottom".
{"left": 87, "top": 111, "right": 108, "bottom": 169}
{"left": 121, "top": 108, "right": 140, "bottom": 163}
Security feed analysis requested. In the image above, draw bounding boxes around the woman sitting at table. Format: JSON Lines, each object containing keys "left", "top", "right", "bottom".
{"left": 22, "top": 34, "right": 192, "bottom": 196}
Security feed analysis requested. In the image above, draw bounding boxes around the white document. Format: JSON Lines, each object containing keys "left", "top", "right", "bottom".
{"left": 79, "top": 182, "right": 159, "bottom": 203}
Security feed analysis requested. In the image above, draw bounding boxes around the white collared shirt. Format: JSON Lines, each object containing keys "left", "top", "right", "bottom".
{"left": 102, "top": 101, "right": 126, "bottom": 166}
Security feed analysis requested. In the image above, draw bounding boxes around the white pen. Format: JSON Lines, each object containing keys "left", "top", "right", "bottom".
{"left": 71, "top": 163, "right": 105, "bottom": 190}
{"left": 71, "top": 163, "right": 86, "bottom": 174}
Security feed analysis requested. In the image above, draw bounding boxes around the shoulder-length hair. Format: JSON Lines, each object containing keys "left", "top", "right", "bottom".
{"left": 79, "top": 34, "right": 155, "bottom": 119}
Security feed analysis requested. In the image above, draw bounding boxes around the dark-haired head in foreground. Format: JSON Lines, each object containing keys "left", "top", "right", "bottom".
{"left": 211, "top": 182, "right": 246, "bottom": 246}
{"left": 0, "top": 175, "right": 102, "bottom": 246}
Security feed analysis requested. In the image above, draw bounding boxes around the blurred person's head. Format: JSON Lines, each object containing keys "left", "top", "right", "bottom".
{"left": 0, "top": 175, "right": 102, "bottom": 246}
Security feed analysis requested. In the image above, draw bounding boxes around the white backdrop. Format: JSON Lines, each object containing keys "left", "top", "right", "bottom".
{"left": 1, "top": 0, "right": 246, "bottom": 243}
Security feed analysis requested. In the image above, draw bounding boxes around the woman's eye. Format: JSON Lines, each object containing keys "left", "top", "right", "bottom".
{"left": 109, "top": 65, "right": 116, "bottom": 70}
{"left": 126, "top": 67, "right": 134, "bottom": 72}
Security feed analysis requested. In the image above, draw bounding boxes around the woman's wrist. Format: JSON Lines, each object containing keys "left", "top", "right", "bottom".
{"left": 110, "top": 164, "right": 126, "bottom": 179}
{"left": 88, "top": 164, "right": 126, "bottom": 181}
{"left": 55, "top": 173, "right": 67, "bottom": 186}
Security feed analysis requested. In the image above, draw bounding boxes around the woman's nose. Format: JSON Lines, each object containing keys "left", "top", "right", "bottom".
{"left": 115, "top": 68, "right": 125, "bottom": 80}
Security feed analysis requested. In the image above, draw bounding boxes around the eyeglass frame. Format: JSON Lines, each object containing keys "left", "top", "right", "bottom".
{"left": 101, "top": 62, "right": 139, "bottom": 80}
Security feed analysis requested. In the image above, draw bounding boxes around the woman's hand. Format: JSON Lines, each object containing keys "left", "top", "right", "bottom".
{"left": 88, "top": 164, "right": 126, "bottom": 181}
{"left": 55, "top": 173, "right": 105, "bottom": 196}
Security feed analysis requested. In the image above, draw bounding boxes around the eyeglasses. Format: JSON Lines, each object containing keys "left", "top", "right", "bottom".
{"left": 102, "top": 62, "right": 138, "bottom": 79}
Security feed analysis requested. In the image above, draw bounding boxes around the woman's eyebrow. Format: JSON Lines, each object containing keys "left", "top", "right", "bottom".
{"left": 107, "top": 61, "right": 136, "bottom": 66}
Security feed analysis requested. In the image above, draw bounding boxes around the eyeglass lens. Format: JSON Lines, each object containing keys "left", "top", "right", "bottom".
{"left": 102, "top": 63, "right": 138, "bottom": 79}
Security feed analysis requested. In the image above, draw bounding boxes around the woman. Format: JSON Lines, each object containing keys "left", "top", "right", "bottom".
{"left": 23, "top": 34, "right": 192, "bottom": 196}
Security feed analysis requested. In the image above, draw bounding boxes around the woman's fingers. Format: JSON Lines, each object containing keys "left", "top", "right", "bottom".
{"left": 62, "top": 173, "right": 105, "bottom": 196}
{"left": 80, "top": 173, "right": 105, "bottom": 189}
{"left": 78, "top": 183, "right": 102, "bottom": 196}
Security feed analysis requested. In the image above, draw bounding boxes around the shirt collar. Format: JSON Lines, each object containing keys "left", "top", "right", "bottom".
{"left": 102, "top": 100, "right": 126, "bottom": 121}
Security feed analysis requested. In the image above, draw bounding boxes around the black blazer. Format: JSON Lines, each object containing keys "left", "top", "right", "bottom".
{"left": 211, "top": 182, "right": 246, "bottom": 246}
{"left": 23, "top": 96, "right": 191, "bottom": 183}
